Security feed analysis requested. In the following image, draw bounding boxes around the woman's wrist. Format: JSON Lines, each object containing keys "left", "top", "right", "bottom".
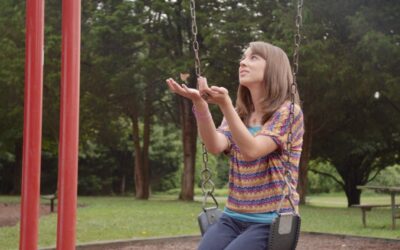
{"left": 193, "top": 98, "right": 208, "bottom": 109}
{"left": 219, "top": 97, "right": 233, "bottom": 112}
{"left": 192, "top": 104, "right": 211, "bottom": 120}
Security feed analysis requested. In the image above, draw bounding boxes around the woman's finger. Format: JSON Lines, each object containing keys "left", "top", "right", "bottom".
{"left": 210, "top": 86, "right": 227, "bottom": 94}
{"left": 181, "top": 84, "right": 191, "bottom": 93}
{"left": 169, "top": 79, "right": 183, "bottom": 90}
{"left": 202, "top": 87, "right": 218, "bottom": 97}
{"left": 182, "top": 83, "right": 202, "bottom": 99}
{"left": 167, "top": 79, "right": 187, "bottom": 96}
{"left": 168, "top": 78, "right": 177, "bottom": 84}
{"left": 169, "top": 81, "right": 181, "bottom": 93}
{"left": 198, "top": 77, "right": 210, "bottom": 90}
{"left": 175, "top": 84, "right": 188, "bottom": 95}
{"left": 166, "top": 79, "right": 176, "bottom": 92}
{"left": 202, "top": 89, "right": 221, "bottom": 102}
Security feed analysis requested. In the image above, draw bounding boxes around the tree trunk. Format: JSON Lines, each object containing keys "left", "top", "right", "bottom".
{"left": 120, "top": 175, "right": 126, "bottom": 194}
{"left": 173, "top": 0, "right": 197, "bottom": 201}
{"left": 120, "top": 150, "right": 131, "bottom": 194}
{"left": 298, "top": 117, "right": 312, "bottom": 204}
{"left": 131, "top": 110, "right": 150, "bottom": 200}
{"left": 11, "top": 138, "right": 22, "bottom": 195}
{"left": 179, "top": 97, "right": 197, "bottom": 201}
{"left": 343, "top": 165, "right": 362, "bottom": 207}
{"left": 131, "top": 84, "right": 152, "bottom": 199}
{"left": 344, "top": 182, "right": 361, "bottom": 207}
{"left": 143, "top": 91, "right": 151, "bottom": 195}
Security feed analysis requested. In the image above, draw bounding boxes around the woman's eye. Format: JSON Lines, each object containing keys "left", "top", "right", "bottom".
{"left": 239, "top": 55, "right": 258, "bottom": 62}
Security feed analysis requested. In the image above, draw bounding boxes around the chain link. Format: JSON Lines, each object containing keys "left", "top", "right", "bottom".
{"left": 288, "top": 0, "right": 303, "bottom": 164}
{"left": 190, "top": 0, "right": 202, "bottom": 81}
{"left": 280, "top": 0, "right": 303, "bottom": 212}
{"left": 201, "top": 144, "right": 216, "bottom": 196}
{"left": 189, "top": 0, "right": 217, "bottom": 207}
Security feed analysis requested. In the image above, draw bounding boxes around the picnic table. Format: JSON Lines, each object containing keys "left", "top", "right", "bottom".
{"left": 41, "top": 191, "right": 57, "bottom": 213}
{"left": 356, "top": 185, "right": 400, "bottom": 229}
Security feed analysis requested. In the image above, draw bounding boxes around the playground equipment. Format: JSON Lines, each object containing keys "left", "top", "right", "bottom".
{"left": 20, "top": 0, "right": 81, "bottom": 249}
{"left": 20, "top": 0, "right": 303, "bottom": 249}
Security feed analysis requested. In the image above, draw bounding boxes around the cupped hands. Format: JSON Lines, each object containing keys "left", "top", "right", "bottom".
{"left": 165, "top": 76, "right": 231, "bottom": 108}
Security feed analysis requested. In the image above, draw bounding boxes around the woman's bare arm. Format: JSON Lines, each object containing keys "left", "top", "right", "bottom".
{"left": 192, "top": 100, "right": 229, "bottom": 154}
{"left": 201, "top": 85, "right": 278, "bottom": 160}
{"left": 166, "top": 78, "right": 228, "bottom": 155}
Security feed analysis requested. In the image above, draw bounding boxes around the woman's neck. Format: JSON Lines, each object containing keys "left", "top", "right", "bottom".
{"left": 248, "top": 84, "right": 265, "bottom": 114}
{"left": 246, "top": 85, "right": 266, "bottom": 126}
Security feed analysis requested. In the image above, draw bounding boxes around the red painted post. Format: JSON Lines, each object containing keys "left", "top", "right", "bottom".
{"left": 19, "top": 0, "right": 44, "bottom": 249}
{"left": 56, "top": 0, "right": 81, "bottom": 249}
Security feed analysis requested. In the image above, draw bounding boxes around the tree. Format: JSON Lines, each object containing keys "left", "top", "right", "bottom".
{"left": 82, "top": 0, "right": 186, "bottom": 198}
{"left": 304, "top": 0, "right": 400, "bottom": 206}
{"left": 81, "top": 0, "right": 151, "bottom": 198}
{"left": 0, "top": 0, "right": 26, "bottom": 194}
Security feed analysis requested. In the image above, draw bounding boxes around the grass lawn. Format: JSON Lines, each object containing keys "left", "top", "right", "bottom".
{"left": 0, "top": 191, "right": 399, "bottom": 249}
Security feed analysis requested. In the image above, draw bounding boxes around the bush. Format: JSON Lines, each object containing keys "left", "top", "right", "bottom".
{"left": 369, "top": 164, "right": 400, "bottom": 187}
{"left": 78, "top": 175, "right": 105, "bottom": 195}
{"left": 149, "top": 124, "right": 182, "bottom": 192}
{"left": 308, "top": 160, "right": 342, "bottom": 194}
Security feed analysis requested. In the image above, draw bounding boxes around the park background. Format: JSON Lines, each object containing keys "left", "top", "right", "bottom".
{"left": 0, "top": 0, "right": 399, "bottom": 248}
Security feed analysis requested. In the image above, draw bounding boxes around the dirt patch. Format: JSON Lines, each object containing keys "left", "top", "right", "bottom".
{"left": 0, "top": 202, "right": 53, "bottom": 227}
{"left": 112, "top": 234, "right": 400, "bottom": 250}
{"left": 297, "top": 233, "right": 400, "bottom": 250}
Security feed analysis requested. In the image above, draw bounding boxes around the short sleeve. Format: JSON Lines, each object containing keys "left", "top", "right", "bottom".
{"left": 258, "top": 103, "right": 304, "bottom": 154}
{"left": 216, "top": 117, "right": 233, "bottom": 154}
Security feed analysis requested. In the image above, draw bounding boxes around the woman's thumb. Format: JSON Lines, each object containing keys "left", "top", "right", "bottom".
{"left": 198, "top": 76, "right": 209, "bottom": 89}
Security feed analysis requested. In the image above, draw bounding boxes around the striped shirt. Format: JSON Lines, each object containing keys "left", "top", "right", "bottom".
{"left": 217, "top": 101, "right": 304, "bottom": 214}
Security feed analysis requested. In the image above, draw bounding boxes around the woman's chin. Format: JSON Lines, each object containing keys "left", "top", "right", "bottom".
{"left": 239, "top": 80, "right": 253, "bottom": 88}
{"left": 239, "top": 79, "right": 248, "bottom": 86}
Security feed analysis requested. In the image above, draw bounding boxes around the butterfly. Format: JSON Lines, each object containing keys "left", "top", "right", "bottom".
{"left": 180, "top": 73, "right": 190, "bottom": 83}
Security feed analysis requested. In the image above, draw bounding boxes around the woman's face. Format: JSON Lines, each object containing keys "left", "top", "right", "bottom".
{"left": 239, "top": 48, "right": 266, "bottom": 87}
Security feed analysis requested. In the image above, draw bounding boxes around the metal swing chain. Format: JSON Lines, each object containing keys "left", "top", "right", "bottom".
{"left": 190, "top": 0, "right": 201, "bottom": 80}
{"left": 189, "top": 0, "right": 218, "bottom": 208}
{"left": 280, "top": 0, "right": 304, "bottom": 213}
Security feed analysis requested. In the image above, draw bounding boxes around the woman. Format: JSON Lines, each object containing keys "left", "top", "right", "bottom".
{"left": 166, "top": 41, "right": 304, "bottom": 250}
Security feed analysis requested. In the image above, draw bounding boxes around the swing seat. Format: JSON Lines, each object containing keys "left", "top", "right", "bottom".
{"left": 198, "top": 207, "right": 223, "bottom": 236}
{"left": 268, "top": 213, "right": 301, "bottom": 250}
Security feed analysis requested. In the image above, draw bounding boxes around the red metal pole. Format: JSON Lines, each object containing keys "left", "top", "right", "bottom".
{"left": 56, "top": 0, "right": 81, "bottom": 249}
{"left": 19, "top": 0, "right": 44, "bottom": 249}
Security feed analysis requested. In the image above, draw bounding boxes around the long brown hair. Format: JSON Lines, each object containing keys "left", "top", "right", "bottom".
{"left": 236, "top": 41, "right": 300, "bottom": 125}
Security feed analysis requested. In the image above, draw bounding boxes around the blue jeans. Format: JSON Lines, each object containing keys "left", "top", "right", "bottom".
{"left": 198, "top": 214, "right": 270, "bottom": 250}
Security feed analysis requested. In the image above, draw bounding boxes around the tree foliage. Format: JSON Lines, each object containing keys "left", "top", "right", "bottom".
{"left": 304, "top": 0, "right": 400, "bottom": 205}
{"left": 0, "top": 1, "right": 399, "bottom": 207}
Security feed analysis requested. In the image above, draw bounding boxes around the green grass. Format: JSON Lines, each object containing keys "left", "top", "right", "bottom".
{"left": 164, "top": 188, "right": 229, "bottom": 197}
{"left": 0, "top": 192, "right": 399, "bottom": 249}
{"left": 1, "top": 195, "right": 202, "bottom": 249}
{"left": 306, "top": 191, "right": 393, "bottom": 207}
{"left": 302, "top": 192, "right": 400, "bottom": 239}
{"left": 301, "top": 206, "right": 399, "bottom": 238}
